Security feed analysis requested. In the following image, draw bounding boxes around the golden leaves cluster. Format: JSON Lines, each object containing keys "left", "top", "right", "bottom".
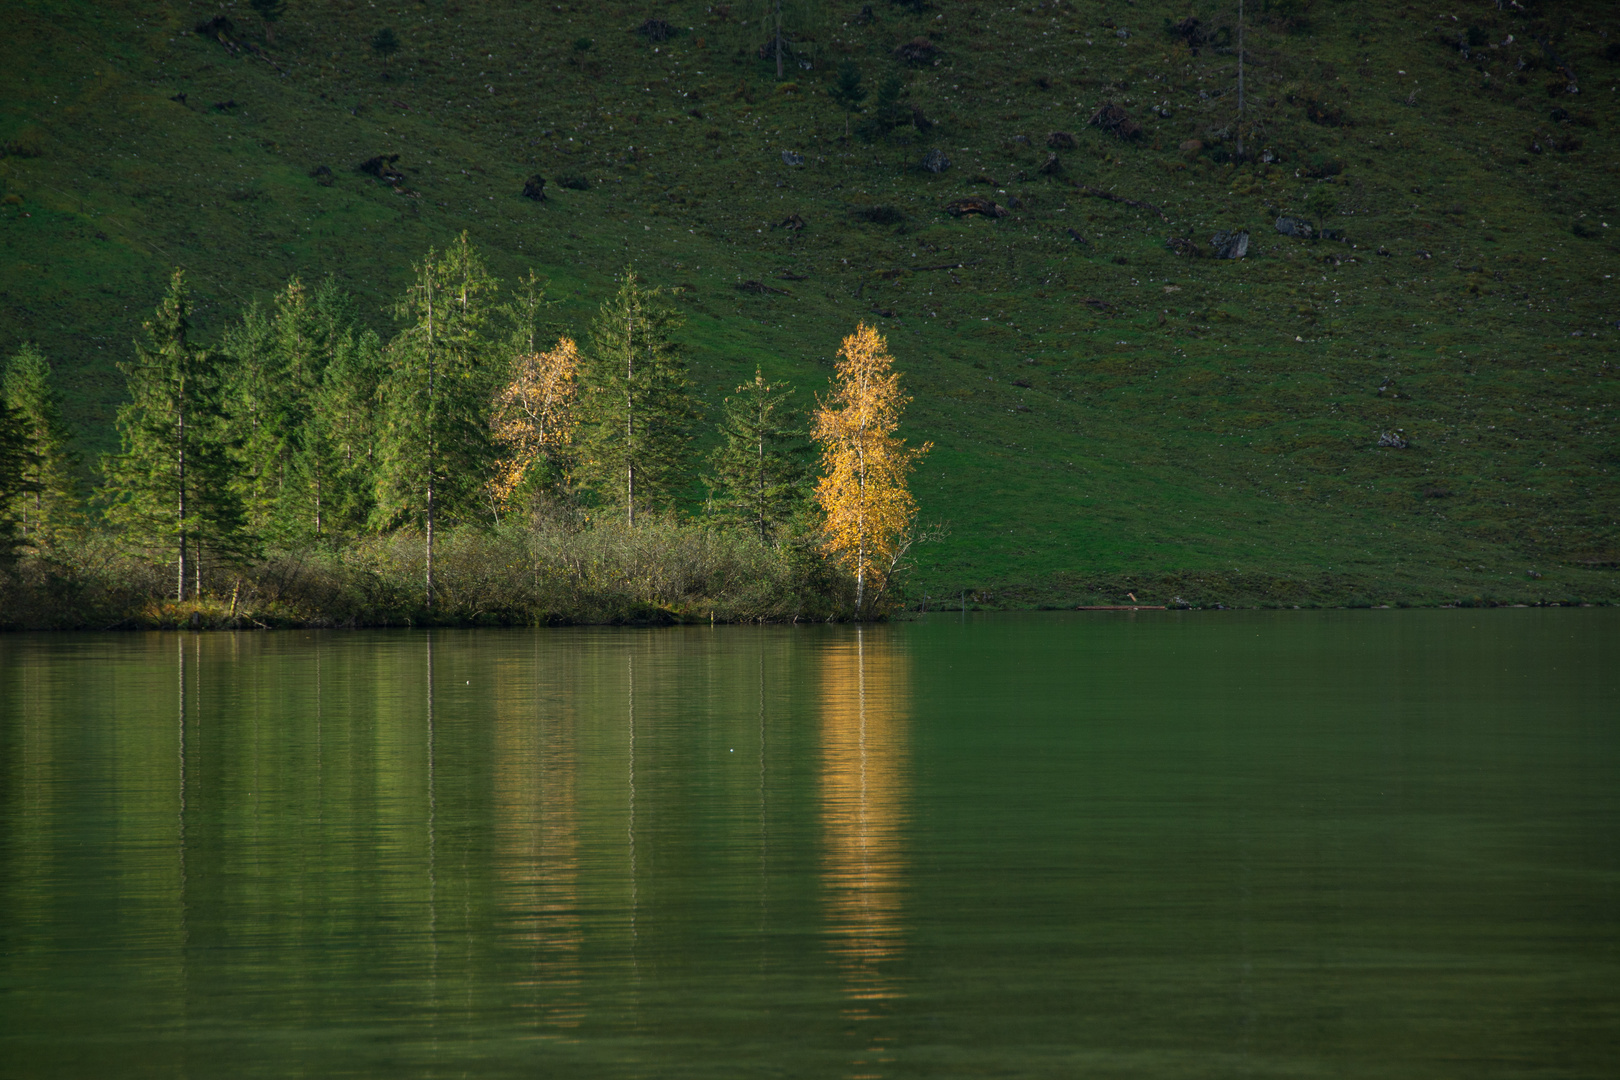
{"left": 489, "top": 336, "right": 578, "bottom": 508}
{"left": 812, "top": 324, "right": 930, "bottom": 602}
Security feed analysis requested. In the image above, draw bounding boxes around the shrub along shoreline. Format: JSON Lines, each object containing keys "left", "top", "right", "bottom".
{"left": 0, "top": 516, "right": 852, "bottom": 630}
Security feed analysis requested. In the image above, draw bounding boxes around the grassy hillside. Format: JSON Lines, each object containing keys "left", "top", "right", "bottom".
{"left": 2, "top": 0, "right": 1616, "bottom": 608}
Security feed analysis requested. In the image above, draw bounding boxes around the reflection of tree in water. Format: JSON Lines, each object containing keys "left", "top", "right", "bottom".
{"left": 492, "top": 660, "right": 583, "bottom": 1036}
{"left": 821, "top": 626, "right": 909, "bottom": 1074}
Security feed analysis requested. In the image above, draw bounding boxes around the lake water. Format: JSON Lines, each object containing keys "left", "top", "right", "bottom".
{"left": 1, "top": 612, "right": 1616, "bottom": 1078}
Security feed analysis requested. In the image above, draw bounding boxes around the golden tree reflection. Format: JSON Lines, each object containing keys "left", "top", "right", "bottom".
{"left": 493, "top": 661, "right": 584, "bottom": 1036}
{"left": 821, "top": 626, "right": 910, "bottom": 1071}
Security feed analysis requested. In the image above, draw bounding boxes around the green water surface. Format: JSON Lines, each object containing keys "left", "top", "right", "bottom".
{"left": 2, "top": 612, "right": 1616, "bottom": 1078}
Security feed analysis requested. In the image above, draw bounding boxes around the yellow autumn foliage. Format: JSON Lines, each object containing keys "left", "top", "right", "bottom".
{"left": 812, "top": 323, "right": 930, "bottom": 614}
{"left": 490, "top": 336, "right": 579, "bottom": 508}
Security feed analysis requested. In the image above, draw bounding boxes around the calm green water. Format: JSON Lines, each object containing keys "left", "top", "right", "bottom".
{"left": 1, "top": 612, "right": 1616, "bottom": 1078}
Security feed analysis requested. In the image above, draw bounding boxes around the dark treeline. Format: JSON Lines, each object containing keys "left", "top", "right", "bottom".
{"left": 0, "top": 236, "right": 928, "bottom": 629}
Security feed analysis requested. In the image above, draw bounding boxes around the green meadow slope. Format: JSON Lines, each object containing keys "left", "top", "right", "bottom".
{"left": 1, "top": 0, "right": 1616, "bottom": 607}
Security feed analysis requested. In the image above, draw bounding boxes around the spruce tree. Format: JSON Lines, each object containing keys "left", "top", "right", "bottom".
{"left": 574, "top": 270, "right": 697, "bottom": 526}
{"left": 225, "top": 278, "right": 320, "bottom": 545}
{"left": 374, "top": 233, "right": 499, "bottom": 607}
{"left": 706, "top": 370, "right": 809, "bottom": 544}
{"left": 310, "top": 288, "right": 386, "bottom": 538}
{"left": 0, "top": 400, "right": 38, "bottom": 562}
{"left": 1, "top": 343, "right": 80, "bottom": 550}
{"left": 102, "top": 270, "right": 250, "bottom": 601}
{"left": 224, "top": 277, "right": 377, "bottom": 544}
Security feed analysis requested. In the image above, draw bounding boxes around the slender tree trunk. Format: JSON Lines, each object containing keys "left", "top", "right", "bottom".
{"left": 756, "top": 425, "right": 766, "bottom": 543}
{"left": 854, "top": 444, "right": 866, "bottom": 618}
{"left": 176, "top": 396, "right": 188, "bottom": 602}
{"left": 625, "top": 307, "right": 636, "bottom": 527}
{"left": 775, "top": 0, "right": 784, "bottom": 80}
{"left": 425, "top": 282, "right": 436, "bottom": 609}
{"left": 1236, "top": 0, "right": 1245, "bottom": 159}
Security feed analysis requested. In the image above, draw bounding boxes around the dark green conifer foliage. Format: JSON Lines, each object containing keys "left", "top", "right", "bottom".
{"left": 371, "top": 28, "right": 399, "bottom": 68}
{"left": 1, "top": 343, "right": 81, "bottom": 550}
{"left": 102, "top": 270, "right": 250, "bottom": 600}
{"left": 374, "top": 233, "right": 499, "bottom": 606}
{"left": 0, "top": 400, "right": 38, "bottom": 562}
{"left": 830, "top": 61, "right": 868, "bottom": 112}
{"left": 250, "top": 0, "right": 285, "bottom": 42}
{"left": 225, "top": 277, "right": 380, "bottom": 543}
{"left": 706, "top": 370, "right": 810, "bottom": 544}
{"left": 226, "top": 279, "right": 319, "bottom": 544}
{"left": 312, "top": 309, "right": 386, "bottom": 538}
{"left": 860, "top": 73, "right": 908, "bottom": 140}
{"left": 574, "top": 270, "right": 698, "bottom": 526}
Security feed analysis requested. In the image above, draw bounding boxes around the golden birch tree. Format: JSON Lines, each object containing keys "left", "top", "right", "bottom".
{"left": 812, "top": 323, "right": 930, "bottom": 617}
{"left": 489, "top": 336, "right": 578, "bottom": 511}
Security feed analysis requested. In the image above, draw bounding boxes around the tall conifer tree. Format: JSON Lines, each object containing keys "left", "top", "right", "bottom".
{"left": 706, "top": 370, "right": 809, "bottom": 544}
{"left": 2, "top": 343, "right": 80, "bottom": 550}
{"left": 374, "top": 233, "right": 499, "bottom": 607}
{"left": 225, "top": 277, "right": 379, "bottom": 543}
{"left": 103, "top": 270, "right": 250, "bottom": 600}
{"left": 311, "top": 304, "right": 386, "bottom": 538}
{"left": 0, "top": 400, "right": 37, "bottom": 562}
{"left": 574, "top": 271, "right": 697, "bottom": 525}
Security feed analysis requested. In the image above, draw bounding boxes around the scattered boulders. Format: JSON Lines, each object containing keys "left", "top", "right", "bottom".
{"left": 944, "top": 196, "right": 1007, "bottom": 219}
{"left": 1047, "top": 131, "right": 1076, "bottom": 149}
{"left": 636, "top": 19, "right": 675, "bottom": 43}
{"left": 781, "top": 150, "right": 803, "bottom": 166}
{"left": 1210, "top": 230, "right": 1249, "bottom": 259}
{"left": 1275, "top": 216, "right": 1315, "bottom": 239}
{"left": 1166, "top": 236, "right": 1204, "bottom": 257}
{"left": 736, "top": 280, "right": 790, "bottom": 295}
{"left": 358, "top": 154, "right": 405, "bottom": 183}
{"left": 894, "top": 37, "right": 941, "bottom": 66}
{"left": 1530, "top": 129, "right": 1582, "bottom": 154}
{"left": 309, "top": 164, "right": 334, "bottom": 187}
{"left": 557, "top": 174, "right": 590, "bottom": 190}
{"left": 1089, "top": 102, "right": 1142, "bottom": 140}
{"left": 522, "top": 174, "right": 547, "bottom": 201}
{"left": 854, "top": 204, "right": 907, "bottom": 226}
{"left": 1038, "top": 152, "right": 1063, "bottom": 176}
{"left": 920, "top": 148, "right": 951, "bottom": 173}
{"left": 1377, "top": 431, "right": 1409, "bottom": 449}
